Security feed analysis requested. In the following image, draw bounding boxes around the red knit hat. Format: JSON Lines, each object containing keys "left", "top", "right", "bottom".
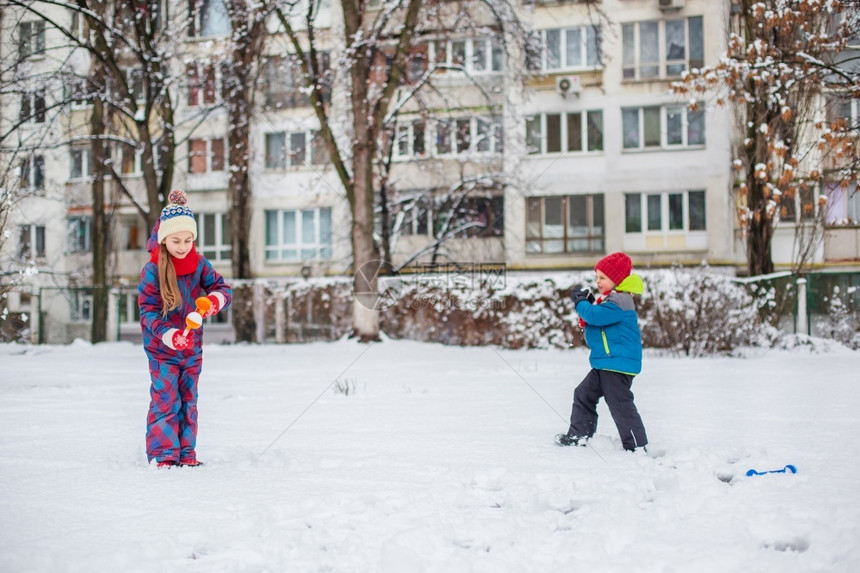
{"left": 595, "top": 252, "right": 632, "bottom": 286}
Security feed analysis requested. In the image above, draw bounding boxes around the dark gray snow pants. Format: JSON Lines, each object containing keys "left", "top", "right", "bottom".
{"left": 568, "top": 368, "right": 648, "bottom": 451}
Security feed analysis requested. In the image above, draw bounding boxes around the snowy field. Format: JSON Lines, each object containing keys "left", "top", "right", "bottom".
{"left": 1, "top": 337, "right": 858, "bottom": 573}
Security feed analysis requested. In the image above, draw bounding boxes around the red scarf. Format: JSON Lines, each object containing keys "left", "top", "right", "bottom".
{"left": 149, "top": 243, "right": 200, "bottom": 276}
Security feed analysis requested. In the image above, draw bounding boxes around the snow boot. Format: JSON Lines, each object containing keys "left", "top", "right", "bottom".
{"left": 555, "top": 433, "right": 587, "bottom": 447}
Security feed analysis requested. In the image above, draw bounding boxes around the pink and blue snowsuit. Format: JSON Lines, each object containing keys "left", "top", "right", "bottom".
{"left": 138, "top": 248, "right": 231, "bottom": 464}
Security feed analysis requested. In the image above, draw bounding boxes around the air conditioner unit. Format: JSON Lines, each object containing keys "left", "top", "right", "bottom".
{"left": 555, "top": 75, "right": 581, "bottom": 97}
{"left": 659, "top": 0, "right": 685, "bottom": 10}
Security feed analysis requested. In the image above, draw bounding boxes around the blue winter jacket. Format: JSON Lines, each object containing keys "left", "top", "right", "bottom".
{"left": 575, "top": 288, "right": 643, "bottom": 376}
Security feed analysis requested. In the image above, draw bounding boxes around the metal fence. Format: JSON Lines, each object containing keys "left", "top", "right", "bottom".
{"left": 733, "top": 270, "right": 860, "bottom": 340}
{"left": 2, "top": 270, "right": 858, "bottom": 346}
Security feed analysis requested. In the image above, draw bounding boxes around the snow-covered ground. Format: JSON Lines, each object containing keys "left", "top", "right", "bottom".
{"left": 1, "top": 338, "right": 858, "bottom": 572}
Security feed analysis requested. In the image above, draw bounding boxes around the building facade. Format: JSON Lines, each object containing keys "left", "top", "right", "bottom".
{"left": 1, "top": 0, "right": 856, "bottom": 343}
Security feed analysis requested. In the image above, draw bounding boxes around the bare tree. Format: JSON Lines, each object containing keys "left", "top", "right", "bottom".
{"left": 2, "top": 1, "right": 207, "bottom": 341}
{"left": 375, "top": 77, "right": 510, "bottom": 273}
{"left": 268, "top": 0, "right": 537, "bottom": 341}
{"left": 391, "top": 174, "right": 509, "bottom": 270}
{"left": 674, "top": 0, "right": 860, "bottom": 276}
{"left": 88, "top": 31, "right": 110, "bottom": 343}
{"left": 221, "top": 0, "right": 269, "bottom": 342}
{"left": 0, "top": 6, "right": 13, "bottom": 275}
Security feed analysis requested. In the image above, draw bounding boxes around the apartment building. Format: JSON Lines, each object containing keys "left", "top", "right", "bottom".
{"left": 1, "top": 0, "right": 853, "bottom": 343}
{"left": 510, "top": 0, "right": 734, "bottom": 270}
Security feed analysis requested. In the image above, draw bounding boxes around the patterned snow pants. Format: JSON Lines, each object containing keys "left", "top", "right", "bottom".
{"left": 145, "top": 352, "right": 203, "bottom": 463}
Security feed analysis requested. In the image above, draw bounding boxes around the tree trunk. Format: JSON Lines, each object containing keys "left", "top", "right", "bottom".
{"left": 746, "top": 210, "right": 774, "bottom": 276}
{"left": 378, "top": 181, "right": 394, "bottom": 275}
{"left": 226, "top": 92, "right": 255, "bottom": 342}
{"left": 225, "top": 1, "right": 265, "bottom": 342}
{"left": 347, "top": 33, "right": 382, "bottom": 341}
{"left": 351, "top": 139, "right": 381, "bottom": 342}
{"left": 742, "top": 86, "right": 776, "bottom": 277}
{"left": 89, "top": 65, "right": 108, "bottom": 343}
{"left": 139, "top": 120, "right": 163, "bottom": 231}
{"left": 228, "top": 132, "right": 255, "bottom": 342}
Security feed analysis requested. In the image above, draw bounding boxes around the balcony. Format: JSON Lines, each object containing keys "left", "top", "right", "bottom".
{"left": 825, "top": 226, "right": 860, "bottom": 263}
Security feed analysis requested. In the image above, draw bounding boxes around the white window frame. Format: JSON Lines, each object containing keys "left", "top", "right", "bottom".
{"left": 398, "top": 194, "right": 433, "bottom": 237}
{"left": 189, "top": 0, "right": 230, "bottom": 38}
{"left": 539, "top": 25, "right": 602, "bottom": 72}
{"left": 829, "top": 96, "right": 860, "bottom": 126}
{"left": 429, "top": 36, "right": 504, "bottom": 74}
{"left": 195, "top": 212, "right": 232, "bottom": 262}
{"left": 825, "top": 182, "right": 860, "bottom": 224}
{"left": 19, "top": 224, "right": 46, "bottom": 259}
{"left": 118, "top": 292, "right": 141, "bottom": 325}
{"left": 849, "top": 98, "right": 860, "bottom": 123}
{"left": 119, "top": 215, "right": 147, "bottom": 251}
{"left": 67, "top": 215, "right": 92, "bottom": 253}
{"left": 120, "top": 145, "right": 144, "bottom": 176}
{"left": 288, "top": 132, "right": 308, "bottom": 167}
{"left": 433, "top": 117, "right": 503, "bottom": 157}
{"left": 265, "top": 207, "right": 333, "bottom": 262}
{"left": 261, "top": 51, "right": 332, "bottom": 109}
{"left": 64, "top": 77, "right": 90, "bottom": 109}
{"left": 19, "top": 154, "right": 45, "bottom": 192}
{"left": 622, "top": 104, "right": 705, "bottom": 150}
{"left": 443, "top": 194, "right": 504, "bottom": 239}
{"left": 775, "top": 186, "right": 818, "bottom": 224}
{"left": 188, "top": 137, "right": 225, "bottom": 174}
{"left": 18, "top": 21, "right": 46, "bottom": 59}
{"left": 264, "top": 132, "right": 287, "bottom": 169}
{"left": 69, "top": 147, "right": 91, "bottom": 180}
{"left": 393, "top": 120, "right": 427, "bottom": 159}
{"left": 262, "top": 55, "right": 301, "bottom": 109}
{"left": 70, "top": 289, "right": 93, "bottom": 323}
{"left": 526, "top": 110, "right": 604, "bottom": 155}
{"left": 20, "top": 90, "right": 46, "bottom": 124}
{"left": 525, "top": 194, "right": 605, "bottom": 254}
{"left": 265, "top": 130, "right": 327, "bottom": 169}
{"left": 70, "top": 8, "right": 86, "bottom": 40}
{"left": 624, "top": 190, "right": 707, "bottom": 235}
{"left": 622, "top": 17, "right": 704, "bottom": 81}
{"left": 133, "top": 145, "right": 164, "bottom": 176}
{"left": 186, "top": 62, "right": 219, "bottom": 107}
{"left": 266, "top": 0, "right": 332, "bottom": 32}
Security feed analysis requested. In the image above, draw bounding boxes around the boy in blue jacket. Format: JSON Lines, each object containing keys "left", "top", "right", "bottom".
{"left": 556, "top": 252, "right": 648, "bottom": 452}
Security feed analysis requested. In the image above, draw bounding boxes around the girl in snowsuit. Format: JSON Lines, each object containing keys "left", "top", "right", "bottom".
{"left": 556, "top": 252, "right": 648, "bottom": 452}
{"left": 138, "top": 190, "right": 231, "bottom": 468}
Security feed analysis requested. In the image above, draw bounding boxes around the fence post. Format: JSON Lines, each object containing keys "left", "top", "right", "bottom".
{"left": 796, "top": 277, "right": 808, "bottom": 335}
{"left": 275, "top": 291, "right": 285, "bottom": 344}
{"left": 30, "top": 286, "right": 40, "bottom": 344}
{"left": 107, "top": 288, "right": 119, "bottom": 342}
{"left": 253, "top": 282, "right": 266, "bottom": 343}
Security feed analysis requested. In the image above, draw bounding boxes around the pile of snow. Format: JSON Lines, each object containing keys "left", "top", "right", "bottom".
{"left": 1, "top": 339, "right": 858, "bottom": 572}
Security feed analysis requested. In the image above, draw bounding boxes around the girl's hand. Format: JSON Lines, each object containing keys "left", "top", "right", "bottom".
{"left": 162, "top": 328, "right": 194, "bottom": 350}
{"left": 200, "top": 293, "right": 225, "bottom": 318}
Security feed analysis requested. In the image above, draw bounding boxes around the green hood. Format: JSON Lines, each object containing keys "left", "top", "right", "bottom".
{"left": 615, "top": 273, "right": 644, "bottom": 295}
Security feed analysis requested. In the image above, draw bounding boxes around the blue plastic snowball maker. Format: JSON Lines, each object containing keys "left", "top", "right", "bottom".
{"left": 746, "top": 464, "right": 797, "bottom": 477}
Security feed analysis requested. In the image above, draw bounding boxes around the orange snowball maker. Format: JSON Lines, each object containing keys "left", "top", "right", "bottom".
{"left": 182, "top": 296, "right": 213, "bottom": 337}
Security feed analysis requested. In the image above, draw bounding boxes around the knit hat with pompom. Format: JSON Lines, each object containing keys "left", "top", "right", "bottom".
{"left": 156, "top": 190, "right": 197, "bottom": 243}
{"left": 594, "top": 252, "right": 632, "bottom": 287}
